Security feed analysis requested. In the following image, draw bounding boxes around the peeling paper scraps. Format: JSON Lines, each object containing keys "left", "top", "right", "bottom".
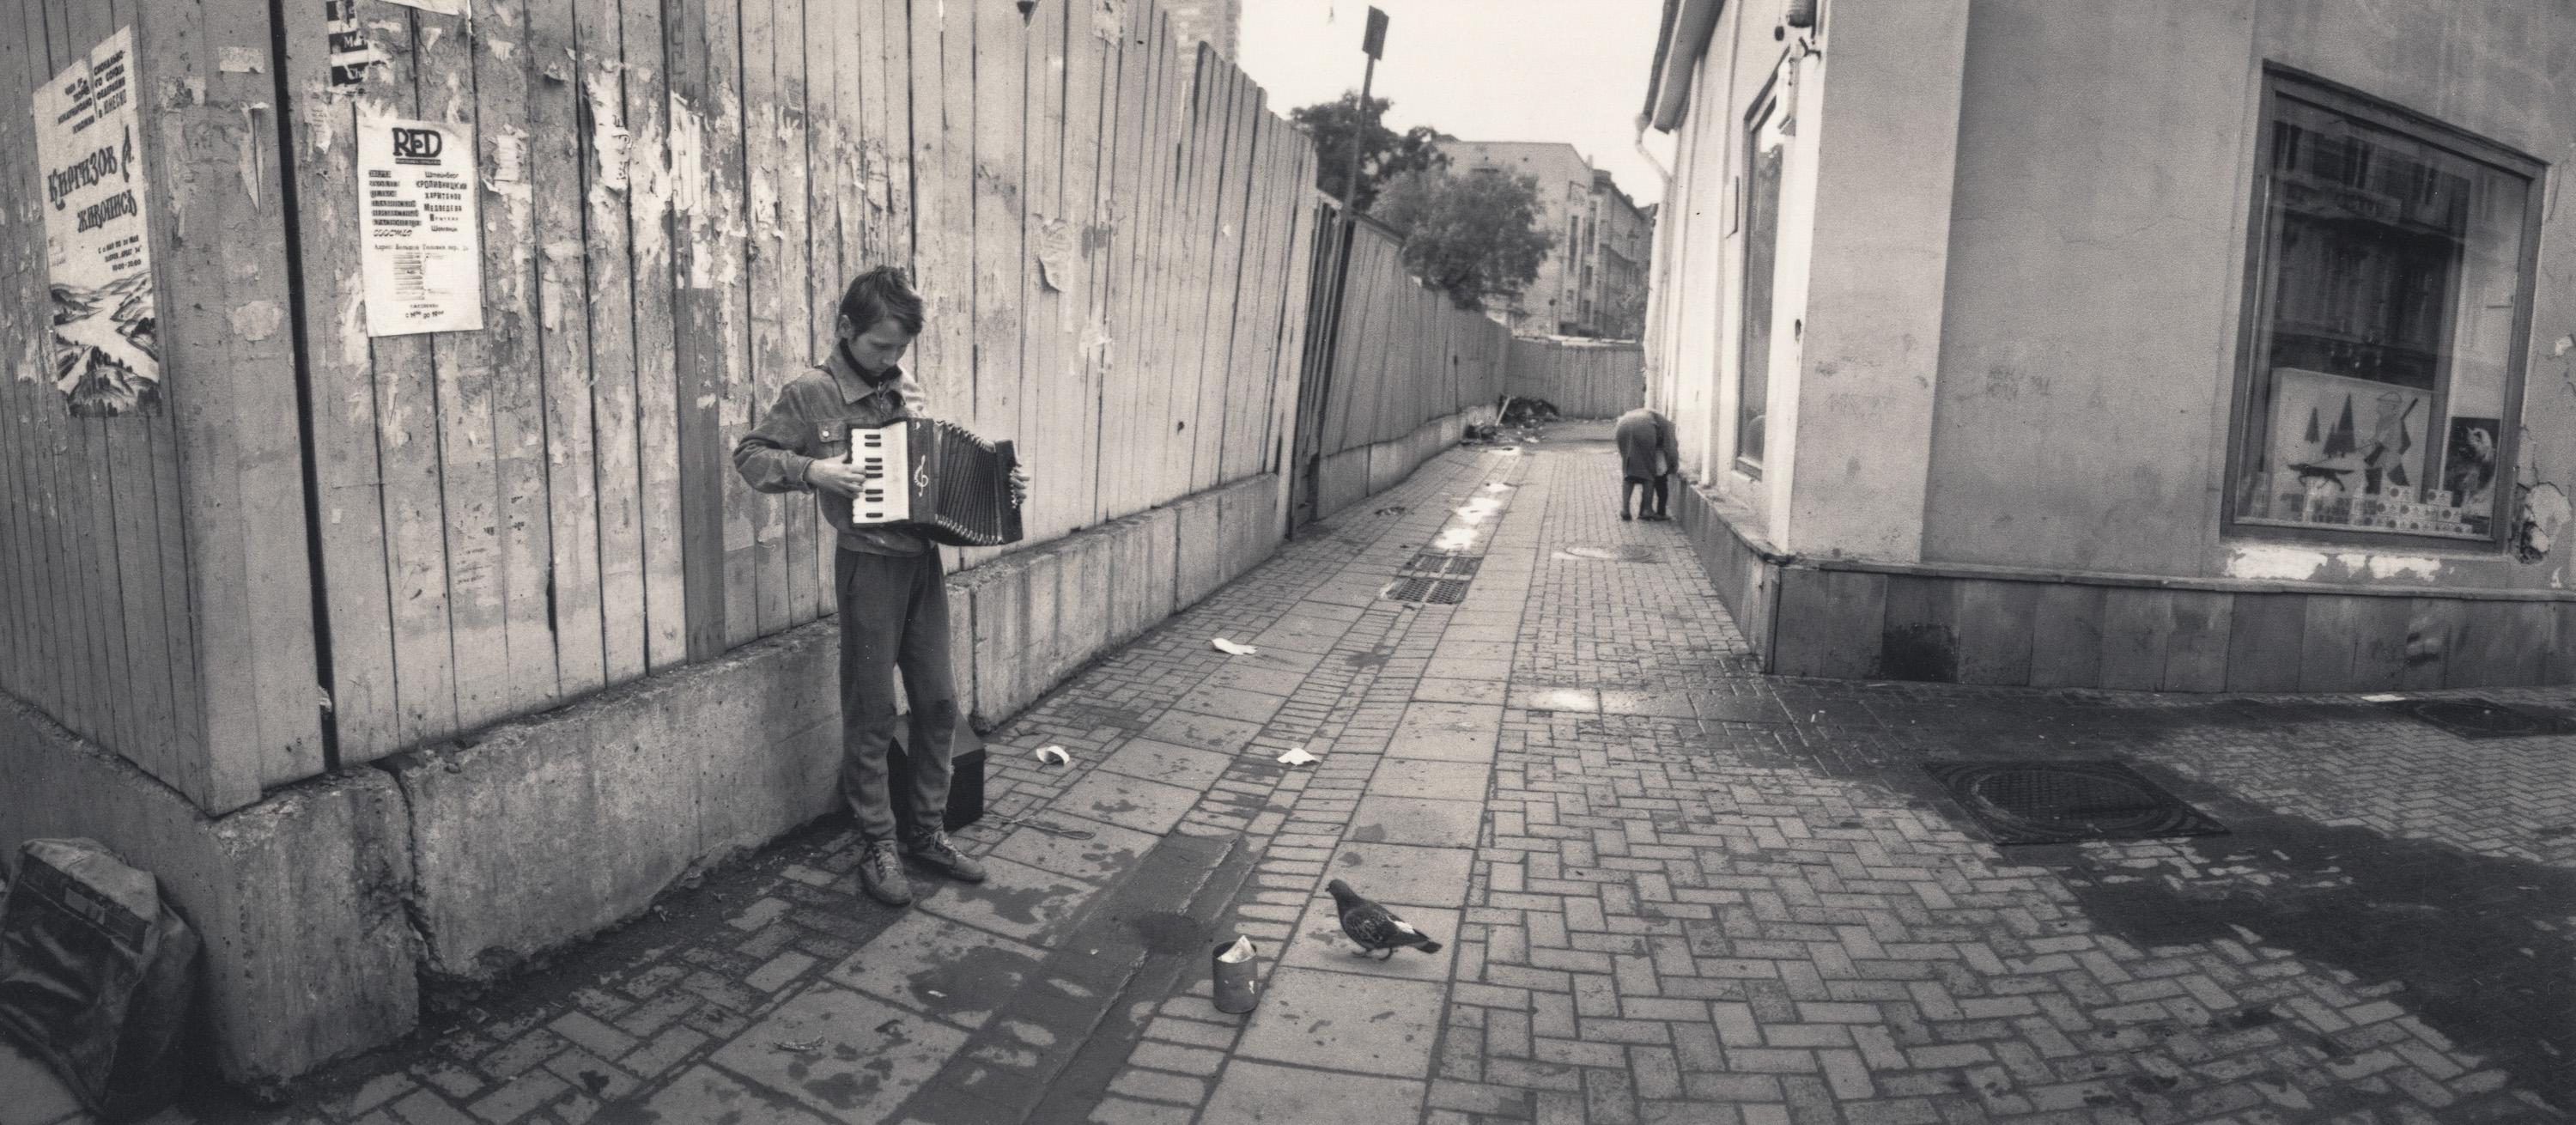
{"left": 384, "top": 0, "right": 471, "bottom": 14}
{"left": 228, "top": 301, "right": 285, "bottom": 341}
{"left": 1033, "top": 216, "right": 1076, "bottom": 293}
{"left": 218, "top": 46, "right": 265, "bottom": 74}
{"left": 486, "top": 129, "right": 528, "bottom": 185}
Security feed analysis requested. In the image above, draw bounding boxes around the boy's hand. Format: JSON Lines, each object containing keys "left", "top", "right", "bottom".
{"left": 808, "top": 457, "right": 874, "bottom": 499}
{"left": 1009, "top": 465, "right": 1030, "bottom": 506}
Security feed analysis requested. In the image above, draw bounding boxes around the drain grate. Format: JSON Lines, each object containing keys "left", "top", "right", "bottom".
{"left": 2377, "top": 697, "right": 2573, "bottom": 739}
{"left": 1924, "top": 760, "right": 2227, "bottom": 846}
{"left": 1405, "top": 552, "right": 1482, "bottom": 577}
{"left": 1383, "top": 577, "right": 1472, "bottom": 605}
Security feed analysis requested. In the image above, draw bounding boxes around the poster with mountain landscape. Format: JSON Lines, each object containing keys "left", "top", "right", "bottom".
{"left": 33, "top": 26, "right": 160, "bottom": 417}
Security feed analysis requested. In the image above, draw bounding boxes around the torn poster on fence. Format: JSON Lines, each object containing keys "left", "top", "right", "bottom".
{"left": 325, "top": 0, "right": 384, "bottom": 86}
{"left": 358, "top": 112, "right": 485, "bottom": 336}
{"left": 383, "top": 0, "right": 472, "bottom": 14}
{"left": 34, "top": 26, "right": 161, "bottom": 416}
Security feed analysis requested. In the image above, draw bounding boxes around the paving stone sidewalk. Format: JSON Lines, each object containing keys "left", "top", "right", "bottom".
{"left": 11, "top": 423, "right": 2573, "bottom": 1125}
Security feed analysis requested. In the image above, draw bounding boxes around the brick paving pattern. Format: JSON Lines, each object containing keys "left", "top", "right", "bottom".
{"left": 19, "top": 423, "right": 2573, "bottom": 1125}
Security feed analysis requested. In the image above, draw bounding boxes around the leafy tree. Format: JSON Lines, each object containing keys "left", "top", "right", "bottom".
{"left": 1290, "top": 93, "right": 1449, "bottom": 213}
{"left": 1602, "top": 285, "right": 1649, "bottom": 340}
{"left": 1373, "top": 168, "right": 1554, "bottom": 312}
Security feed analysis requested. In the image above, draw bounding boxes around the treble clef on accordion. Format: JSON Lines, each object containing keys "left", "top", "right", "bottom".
{"left": 848, "top": 418, "right": 1026, "bottom": 548}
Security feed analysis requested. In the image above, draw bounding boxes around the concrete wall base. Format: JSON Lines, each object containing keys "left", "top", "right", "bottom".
{"left": 0, "top": 705, "right": 416, "bottom": 1094}
{"left": 1316, "top": 410, "right": 1486, "bottom": 521}
{"left": 1672, "top": 481, "right": 2576, "bottom": 691}
{"left": 0, "top": 472, "right": 1289, "bottom": 1089}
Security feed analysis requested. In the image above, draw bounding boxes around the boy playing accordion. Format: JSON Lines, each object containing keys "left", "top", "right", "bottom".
{"left": 734, "top": 266, "right": 1030, "bottom": 907}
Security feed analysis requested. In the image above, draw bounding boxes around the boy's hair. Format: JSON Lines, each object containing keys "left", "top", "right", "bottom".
{"left": 838, "top": 266, "right": 925, "bottom": 337}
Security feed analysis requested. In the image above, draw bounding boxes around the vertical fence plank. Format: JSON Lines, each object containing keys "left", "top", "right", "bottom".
{"left": 1018, "top": 0, "right": 1067, "bottom": 543}
{"left": 275, "top": 0, "right": 395, "bottom": 758}
{"left": 1062, "top": 0, "right": 1112, "bottom": 532}
{"left": 739, "top": 0, "right": 789, "bottom": 636}
{"left": 361, "top": 6, "right": 462, "bottom": 747}
{"left": 670, "top": 0, "right": 730, "bottom": 658}
{"left": 1091, "top": 0, "right": 1150, "bottom": 523}
{"left": 2, "top": 0, "right": 65, "bottom": 735}
{"left": 0, "top": 0, "right": 34, "bottom": 708}
{"left": 477, "top": 0, "right": 566, "bottom": 715}
{"left": 585, "top": 0, "right": 650, "bottom": 683}
{"left": 537, "top": 0, "right": 619, "bottom": 702}
{"left": 804, "top": 0, "right": 843, "bottom": 608}
{"left": 400, "top": 2, "right": 507, "bottom": 734}
{"left": 624, "top": 0, "right": 685, "bottom": 672}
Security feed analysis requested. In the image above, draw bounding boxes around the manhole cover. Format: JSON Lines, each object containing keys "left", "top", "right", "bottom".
{"left": 2377, "top": 697, "right": 2572, "bottom": 739}
{"left": 1405, "top": 553, "right": 1483, "bottom": 577}
{"left": 1924, "top": 761, "right": 2227, "bottom": 845}
{"left": 1554, "top": 545, "right": 1656, "bottom": 562}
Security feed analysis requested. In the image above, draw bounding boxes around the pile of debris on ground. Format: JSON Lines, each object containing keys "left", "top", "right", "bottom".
{"left": 1464, "top": 397, "right": 1557, "bottom": 446}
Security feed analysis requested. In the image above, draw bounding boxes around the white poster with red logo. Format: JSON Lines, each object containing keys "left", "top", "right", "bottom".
{"left": 33, "top": 26, "right": 160, "bottom": 417}
{"left": 358, "top": 112, "right": 483, "bottom": 337}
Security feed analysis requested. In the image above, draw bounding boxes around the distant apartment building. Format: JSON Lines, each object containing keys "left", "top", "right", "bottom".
{"left": 1435, "top": 140, "right": 1656, "bottom": 338}
{"left": 1164, "top": 0, "right": 1241, "bottom": 68}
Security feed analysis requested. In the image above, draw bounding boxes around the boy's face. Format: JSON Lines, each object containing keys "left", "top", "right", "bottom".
{"left": 838, "top": 314, "right": 915, "bottom": 376}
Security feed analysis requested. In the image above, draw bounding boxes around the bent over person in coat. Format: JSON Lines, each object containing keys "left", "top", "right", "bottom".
{"left": 732, "top": 265, "right": 1026, "bottom": 908}
{"left": 1614, "top": 406, "right": 1680, "bottom": 521}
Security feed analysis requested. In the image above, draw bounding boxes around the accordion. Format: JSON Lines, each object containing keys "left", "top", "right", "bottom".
{"left": 848, "top": 418, "right": 1025, "bottom": 547}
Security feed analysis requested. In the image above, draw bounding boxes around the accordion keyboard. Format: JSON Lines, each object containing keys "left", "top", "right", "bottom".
{"left": 849, "top": 423, "right": 910, "bottom": 524}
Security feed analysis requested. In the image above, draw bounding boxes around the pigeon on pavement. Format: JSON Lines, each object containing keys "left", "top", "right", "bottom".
{"left": 1326, "top": 879, "right": 1444, "bottom": 960}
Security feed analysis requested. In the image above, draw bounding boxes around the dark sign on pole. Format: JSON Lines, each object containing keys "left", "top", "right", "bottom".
{"left": 1362, "top": 7, "right": 1388, "bottom": 59}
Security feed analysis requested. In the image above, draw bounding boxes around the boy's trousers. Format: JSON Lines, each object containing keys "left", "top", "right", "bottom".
{"left": 835, "top": 547, "right": 959, "bottom": 842}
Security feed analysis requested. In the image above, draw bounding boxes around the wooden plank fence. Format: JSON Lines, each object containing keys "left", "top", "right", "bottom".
{"left": 0, "top": 0, "right": 1325, "bottom": 808}
{"left": 1505, "top": 338, "right": 1644, "bottom": 418}
{"left": 1315, "top": 216, "right": 1510, "bottom": 459}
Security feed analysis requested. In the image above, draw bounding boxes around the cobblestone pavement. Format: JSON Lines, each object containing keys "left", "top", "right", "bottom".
{"left": 18, "top": 423, "right": 2575, "bottom": 1125}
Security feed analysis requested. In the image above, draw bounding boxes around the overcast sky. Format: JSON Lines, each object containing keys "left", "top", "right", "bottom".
{"left": 1236, "top": 0, "right": 1674, "bottom": 208}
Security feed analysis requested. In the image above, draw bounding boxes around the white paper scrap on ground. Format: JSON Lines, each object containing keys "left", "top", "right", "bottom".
{"left": 2360, "top": 693, "right": 2406, "bottom": 702}
{"left": 1035, "top": 745, "right": 1071, "bottom": 766}
{"left": 1276, "top": 745, "right": 1319, "bottom": 766}
{"left": 1212, "top": 638, "right": 1257, "bottom": 655}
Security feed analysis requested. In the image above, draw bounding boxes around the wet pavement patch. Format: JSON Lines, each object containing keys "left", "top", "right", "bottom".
{"left": 2374, "top": 696, "right": 2576, "bottom": 739}
{"left": 1127, "top": 910, "right": 1206, "bottom": 954}
{"left": 1552, "top": 544, "right": 1656, "bottom": 562}
{"left": 2047, "top": 791, "right": 2576, "bottom": 1116}
{"left": 1924, "top": 760, "right": 2227, "bottom": 845}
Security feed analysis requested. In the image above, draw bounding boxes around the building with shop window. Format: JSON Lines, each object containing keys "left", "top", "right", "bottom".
{"left": 1437, "top": 140, "right": 1656, "bottom": 338}
{"left": 1639, "top": 0, "right": 2574, "bottom": 690}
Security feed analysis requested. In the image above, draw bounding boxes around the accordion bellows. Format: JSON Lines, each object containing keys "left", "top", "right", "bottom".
{"left": 848, "top": 418, "right": 1026, "bottom": 547}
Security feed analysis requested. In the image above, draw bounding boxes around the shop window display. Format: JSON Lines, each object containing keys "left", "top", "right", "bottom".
{"left": 2230, "top": 73, "right": 2538, "bottom": 544}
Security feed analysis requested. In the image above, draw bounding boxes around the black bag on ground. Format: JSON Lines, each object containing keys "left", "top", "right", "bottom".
{"left": 0, "top": 838, "right": 201, "bottom": 1122}
{"left": 890, "top": 724, "right": 987, "bottom": 835}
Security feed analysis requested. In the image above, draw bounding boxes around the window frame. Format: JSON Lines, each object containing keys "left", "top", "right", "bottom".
{"left": 2220, "top": 65, "right": 2546, "bottom": 552}
{"left": 1734, "top": 67, "right": 1792, "bottom": 482}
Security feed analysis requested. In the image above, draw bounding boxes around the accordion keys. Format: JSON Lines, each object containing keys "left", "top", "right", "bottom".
{"left": 849, "top": 424, "right": 908, "bottom": 525}
{"left": 846, "top": 418, "right": 1024, "bottom": 547}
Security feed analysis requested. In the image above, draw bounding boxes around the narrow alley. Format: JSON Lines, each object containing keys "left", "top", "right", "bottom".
{"left": 19, "top": 425, "right": 2565, "bottom": 1125}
